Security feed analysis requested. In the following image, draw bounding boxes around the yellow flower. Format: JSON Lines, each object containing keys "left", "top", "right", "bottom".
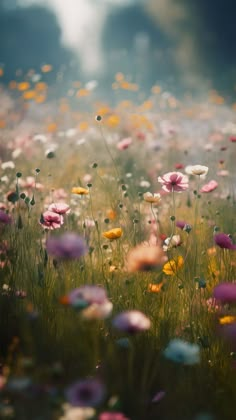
{"left": 148, "top": 283, "right": 163, "bottom": 293}
{"left": 71, "top": 187, "right": 89, "bottom": 195}
{"left": 102, "top": 228, "right": 122, "bottom": 240}
{"left": 219, "top": 316, "right": 236, "bottom": 325}
{"left": 163, "top": 256, "right": 184, "bottom": 275}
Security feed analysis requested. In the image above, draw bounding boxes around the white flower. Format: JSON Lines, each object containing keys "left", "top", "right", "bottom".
{"left": 140, "top": 180, "right": 151, "bottom": 188}
{"left": 1, "top": 161, "right": 15, "bottom": 170}
{"left": 185, "top": 165, "right": 208, "bottom": 177}
{"left": 59, "top": 403, "right": 95, "bottom": 420}
{"left": 163, "top": 235, "right": 181, "bottom": 251}
{"left": 143, "top": 192, "right": 161, "bottom": 204}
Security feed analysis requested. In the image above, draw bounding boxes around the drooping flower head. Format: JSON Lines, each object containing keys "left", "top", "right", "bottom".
{"left": 158, "top": 172, "right": 189, "bottom": 193}
{"left": 46, "top": 233, "right": 88, "bottom": 259}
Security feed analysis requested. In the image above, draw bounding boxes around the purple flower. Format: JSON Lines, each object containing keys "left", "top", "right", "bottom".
{"left": 176, "top": 220, "right": 187, "bottom": 229}
{"left": 0, "top": 210, "right": 12, "bottom": 225}
{"left": 46, "top": 233, "right": 88, "bottom": 259}
{"left": 65, "top": 378, "right": 105, "bottom": 407}
{"left": 213, "top": 282, "right": 236, "bottom": 303}
{"left": 112, "top": 310, "right": 151, "bottom": 333}
{"left": 214, "top": 233, "right": 236, "bottom": 250}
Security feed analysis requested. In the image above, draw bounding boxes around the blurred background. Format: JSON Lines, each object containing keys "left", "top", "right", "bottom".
{"left": 0, "top": 0, "right": 236, "bottom": 99}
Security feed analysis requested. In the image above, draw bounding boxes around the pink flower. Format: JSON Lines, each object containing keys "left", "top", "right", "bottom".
{"left": 117, "top": 137, "right": 132, "bottom": 150}
{"left": 99, "top": 412, "right": 130, "bottom": 420}
{"left": 214, "top": 233, "right": 236, "bottom": 250}
{"left": 213, "top": 282, "right": 236, "bottom": 303}
{"left": 158, "top": 172, "right": 189, "bottom": 193}
{"left": 0, "top": 210, "right": 12, "bottom": 225}
{"left": 40, "top": 211, "right": 63, "bottom": 230}
{"left": 48, "top": 202, "right": 71, "bottom": 215}
{"left": 200, "top": 180, "right": 218, "bottom": 193}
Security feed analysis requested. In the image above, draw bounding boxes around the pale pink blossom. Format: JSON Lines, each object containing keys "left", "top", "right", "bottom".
{"left": 117, "top": 137, "right": 132, "bottom": 150}
{"left": 200, "top": 180, "right": 218, "bottom": 193}
{"left": 48, "top": 203, "right": 71, "bottom": 215}
{"left": 158, "top": 172, "right": 189, "bottom": 193}
{"left": 40, "top": 211, "right": 63, "bottom": 230}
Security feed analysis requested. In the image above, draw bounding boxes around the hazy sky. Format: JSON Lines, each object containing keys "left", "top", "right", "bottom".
{"left": 0, "top": 0, "right": 236, "bottom": 95}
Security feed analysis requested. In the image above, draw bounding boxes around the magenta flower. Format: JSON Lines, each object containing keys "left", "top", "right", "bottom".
{"left": 65, "top": 379, "right": 105, "bottom": 407}
{"left": 99, "top": 412, "right": 130, "bottom": 420}
{"left": 200, "top": 180, "right": 218, "bottom": 193}
{"left": 158, "top": 172, "right": 189, "bottom": 193}
{"left": 40, "top": 211, "right": 63, "bottom": 230}
{"left": 214, "top": 233, "right": 236, "bottom": 250}
{"left": 48, "top": 202, "right": 71, "bottom": 215}
{"left": 213, "top": 282, "right": 236, "bottom": 303}
{"left": 112, "top": 310, "right": 151, "bottom": 333}
{"left": 46, "top": 233, "right": 88, "bottom": 259}
{"left": 0, "top": 210, "right": 12, "bottom": 225}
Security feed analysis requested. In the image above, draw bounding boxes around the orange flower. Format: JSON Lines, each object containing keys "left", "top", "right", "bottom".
{"left": 102, "top": 228, "right": 122, "bottom": 240}
{"left": 163, "top": 256, "right": 184, "bottom": 275}
{"left": 126, "top": 244, "right": 167, "bottom": 272}
{"left": 219, "top": 316, "right": 236, "bottom": 325}
{"left": 148, "top": 283, "right": 163, "bottom": 293}
{"left": 71, "top": 187, "right": 89, "bottom": 195}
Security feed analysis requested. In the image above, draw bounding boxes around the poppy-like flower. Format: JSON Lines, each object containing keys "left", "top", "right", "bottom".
{"left": 126, "top": 244, "right": 167, "bottom": 272}
{"left": 46, "top": 233, "right": 88, "bottom": 259}
{"left": 158, "top": 172, "right": 189, "bottom": 193}
{"left": 59, "top": 403, "right": 95, "bottom": 420}
{"left": 163, "top": 235, "right": 181, "bottom": 251}
{"left": 185, "top": 165, "right": 208, "bottom": 176}
{"left": 40, "top": 211, "right": 63, "bottom": 230}
{"left": 71, "top": 187, "right": 89, "bottom": 195}
{"left": 148, "top": 283, "right": 163, "bottom": 293}
{"left": 163, "top": 339, "right": 200, "bottom": 365}
{"left": 117, "top": 137, "right": 132, "bottom": 150}
{"left": 200, "top": 180, "right": 218, "bottom": 193}
{"left": 176, "top": 220, "right": 192, "bottom": 233}
{"left": 112, "top": 310, "right": 151, "bottom": 333}
{"left": 219, "top": 316, "right": 236, "bottom": 325}
{"left": 214, "top": 233, "right": 236, "bottom": 250}
{"left": 48, "top": 202, "right": 71, "bottom": 215}
{"left": 213, "top": 282, "right": 236, "bottom": 303}
{"left": 60, "top": 285, "right": 113, "bottom": 319}
{"left": 0, "top": 210, "right": 12, "bottom": 225}
{"left": 99, "top": 412, "right": 130, "bottom": 420}
{"left": 65, "top": 379, "right": 105, "bottom": 407}
{"left": 103, "top": 228, "right": 122, "bottom": 240}
{"left": 143, "top": 192, "right": 161, "bottom": 204}
{"left": 163, "top": 255, "right": 184, "bottom": 275}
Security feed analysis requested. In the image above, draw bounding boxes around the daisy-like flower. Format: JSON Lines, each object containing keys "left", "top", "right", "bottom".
{"left": 112, "top": 310, "right": 151, "bottom": 333}
{"left": 164, "top": 339, "right": 200, "bottom": 365}
{"left": 158, "top": 172, "right": 189, "bottom": 193}
{"left": 185, "top": 165, "right": 208, "bottom": 177}
{"left": 102, "top": 228, "right": 122, "bottom": 240}
{"left": 71, "top": 187, "right": 89, "bottom": 195}
{"left": 143, "top": 192, "right": 161, "bottom": 204}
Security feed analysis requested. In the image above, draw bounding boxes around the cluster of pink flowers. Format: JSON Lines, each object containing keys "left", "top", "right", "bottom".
{"left": 39, "top": 202, "right": 70, "bottom": 230}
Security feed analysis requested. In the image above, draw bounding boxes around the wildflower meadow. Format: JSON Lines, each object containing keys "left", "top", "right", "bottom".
{"left": 0, "top": 73, "right": 236, "bottom": 420}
